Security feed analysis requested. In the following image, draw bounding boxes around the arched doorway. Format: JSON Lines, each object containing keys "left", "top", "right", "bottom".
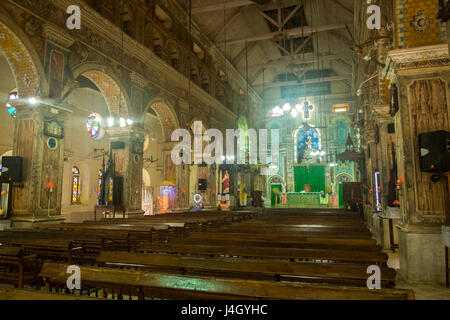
{"left": 268, "top": 175, "right": 284, "bottom": 207}
{"left": 143, "top": 99, "right": 180, "bottom": 212}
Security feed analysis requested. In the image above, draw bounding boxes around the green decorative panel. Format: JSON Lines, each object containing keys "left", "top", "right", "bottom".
{"left": 294, "top": 166, "right": 325, "bottom": 192}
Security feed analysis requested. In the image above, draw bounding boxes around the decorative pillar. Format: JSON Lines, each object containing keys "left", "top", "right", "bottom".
{"left": 383, "top": 44, "right": 450, "bottom": 284}
{"left": 107, "top": 126, "right": 145, "bottom": 214}
{"left": 10, "top": 103, "right": 70, "bottom": 226}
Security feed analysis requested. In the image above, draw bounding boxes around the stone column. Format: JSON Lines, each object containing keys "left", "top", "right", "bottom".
{"left": 383, "top": 45, "right": 450, "bottom": 284}
{"left": 107, "top": 126, "right": 145, "bottom": 214}
{"left": 10, "top": 103, "right": 70, "bottom": 226}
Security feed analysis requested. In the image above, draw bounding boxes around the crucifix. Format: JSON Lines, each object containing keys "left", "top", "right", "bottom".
{"left": 302, "top": 101, "right": 314, "bottom": 120}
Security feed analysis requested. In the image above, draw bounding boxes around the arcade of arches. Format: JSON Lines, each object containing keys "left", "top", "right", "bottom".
{"left": 0, "top": 0, "right": 449, "bottom": 300}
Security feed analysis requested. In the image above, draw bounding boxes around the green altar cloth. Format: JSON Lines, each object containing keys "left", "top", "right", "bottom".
{"left": 286, "top": 193, "right": 321, "bottom": 205}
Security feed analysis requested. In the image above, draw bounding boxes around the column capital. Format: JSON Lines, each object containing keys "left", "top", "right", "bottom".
{"left": 12, "top": 101, "right": 72, "bottom": 121}
{"left": 106, "top": 126, "right": 147, "bottom": 141}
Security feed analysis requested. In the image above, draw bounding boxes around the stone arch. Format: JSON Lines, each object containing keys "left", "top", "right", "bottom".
{"left": 145, "top": 98, "right": 179, "bottom": 142}
{"left": 269, "top": 175, "right": 284, "bottom": 185}
{"left": 336, "top": 173, "right": 353, "bottom": 184}
{"left": 0, "top": 7, "right": 47, "bottom": 98}
{"left": 69, "top": 64, "right": 131, "bottom": 117}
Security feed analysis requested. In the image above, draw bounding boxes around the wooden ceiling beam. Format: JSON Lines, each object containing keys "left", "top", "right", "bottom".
{"left": 192, "top": 0, "right": 255, "bottom": 14}
{"left": 217, "top": 23, "right": 351, "bottom": 46}
{"left": 254, "top": 75, "right": 352, "bottom": 89}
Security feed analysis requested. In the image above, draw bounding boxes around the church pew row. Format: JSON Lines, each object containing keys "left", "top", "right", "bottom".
{"left": 0, "top": 237, "right": 82, "bottom": 265}
{"left": 39, "top": 263, "right": 415, "bottom": 300}
{"left": 0, "top": 287, "right": 99, "bottom": 300}
{"left": 0, "top": 246, "right": 41, "bottom": 288}
{"left": 2, "top": 229, "right": 137, "bottom": 250}
{"left": 186, "top": 232, "right": 377, "bottom": 246}
{"left": 203, "top": 226, "right": 373, "bottom": 239}
{"left": 97, "top": 251, "right": 396, "bottom": 288}
{"left": 173, "top": 237, "right": 383, "bottom": 252}
{"left": 0, "top": 229, "right": 137, "bottom": 265}
{"left": 137, "top": 243, "right": 388, "bottom": 265}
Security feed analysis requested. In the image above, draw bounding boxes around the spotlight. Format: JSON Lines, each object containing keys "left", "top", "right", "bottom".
{"left": 127, "top": 119, "right": 133, "bottom": 126}
{"left": 356, "top": 89, "right": 363, "bottom": 96}
{"left": 107, "top": 117, "right": 114, "bottom": 127}
{"left": 295, "top": 104, "right": 302, "bottom": 112}
{"left": 283, "top": 103, "right": 291, "bottom": 112}
{"left": 291, "top": 109, "right": 298, "bottom": 118}
{"left": 28, "top": 97, "right": 38, "bottom": 105}
{"left": 119, "top": 117, "right": 126, "bottom": 127}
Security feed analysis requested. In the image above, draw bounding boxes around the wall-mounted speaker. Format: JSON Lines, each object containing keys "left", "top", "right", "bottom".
{"left": 419, "top": 130, "right": 450, "bottom": 172}
{"left": 387, "top": 123, "right": 395, "bottom": 134}
{"left": 0, "top": 156, "right": 23, "bottom": 183}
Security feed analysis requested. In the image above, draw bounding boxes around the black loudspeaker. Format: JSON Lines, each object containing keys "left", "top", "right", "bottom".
{"left": 0, "top": 156, "right": 23, "bottom": 183}
{"left": 198, "top": 179, "right": 207, "bottom": 191}
{"left": 419, "top": 131, "right": 450, "bottom": 172}
{"left": 387, "top": 123, "right": 395, "bottom": 134}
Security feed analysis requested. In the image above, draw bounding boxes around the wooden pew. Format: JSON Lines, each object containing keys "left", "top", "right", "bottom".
{"left": 0, "top": 287, "right": 99, "bottom": 300}
{"left": 0, "top": 237, "right": 82, "bottom": 264}
{"left": 38, "top": 223, "right": 153, "bottom": 243}
{"left": 174, "top": 237, "right": 382, "bottom": 252}
{"left": 0, "top": 246, "right": 41, "bottom": 288}
{"left": 0, "top": 229, "right": 137, "bottom": 255}
{"left": 137, "top": 243, "right": 388, "bottom": 265}
{"left": 39, "top": 263, "right": 415, "bottom": 300}
{"left": 187, "top": 232, "right": 377, "bottom": 246}
{"left": 97, "top": 251, "right": 396, "bottom": 287}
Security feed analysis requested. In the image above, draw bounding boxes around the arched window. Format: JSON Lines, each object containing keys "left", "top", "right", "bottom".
{"left": 6, "top": 88, "right": 18, "bottom": 119}
{"left": 295, "top": 125, "right": 321, "bottom": 163}
{"left": 71, "top": 166, "right": 81, "bottom": 205}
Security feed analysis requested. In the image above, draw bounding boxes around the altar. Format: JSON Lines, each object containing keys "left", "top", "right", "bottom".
{"left": 286, "top": 192, "right": 328, "bottom": 206}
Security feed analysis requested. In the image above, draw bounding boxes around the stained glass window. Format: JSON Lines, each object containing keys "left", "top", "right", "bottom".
{"left": 97, "top": 170, "right": 103, "bottom": 195}
{"left": 71, "top": 166, "right": 81, "bottom": 205}
{"left": 6, "top": 89, "right": 18, "bottom": 119}
{"left": 295, "top": 126, "right": 321, "bottom": 163}
{"left": 86, "top": 113, "right": 104, "bottom": 140}
{"left": 108, "top": 178, "right": 114, "bottom": 203}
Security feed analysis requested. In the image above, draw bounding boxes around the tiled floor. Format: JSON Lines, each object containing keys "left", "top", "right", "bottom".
{"left": 385, "top": 250, "right": 450, "bottom": 300}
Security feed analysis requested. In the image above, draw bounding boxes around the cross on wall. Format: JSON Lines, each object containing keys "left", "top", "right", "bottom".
{"left": 302, "top": 101, "right": 314, "bottom": 120}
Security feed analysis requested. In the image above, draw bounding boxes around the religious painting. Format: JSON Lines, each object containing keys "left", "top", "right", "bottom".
{"left": 44, "top": 120, "right": 64, "bottom": 138}
{"left": 49, "top": 50, "right": 65, "bottom": 99}
{"left": 295, "top": 126, "right": 320, "bottom": 163}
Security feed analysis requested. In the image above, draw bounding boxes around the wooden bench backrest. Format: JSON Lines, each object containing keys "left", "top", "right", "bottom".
{"left": 137, "top": 243, "right": 388, "bottom": 264}
{"left": 39, "top": 263, "right": 415, "bottom": 300}
{"left": 97, "top": 251, "right": 395, "bottom": 283}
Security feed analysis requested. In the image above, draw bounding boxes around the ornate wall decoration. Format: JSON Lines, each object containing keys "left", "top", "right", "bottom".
{"left": 411, "top": 11, "right": 430, "bottom": 34}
